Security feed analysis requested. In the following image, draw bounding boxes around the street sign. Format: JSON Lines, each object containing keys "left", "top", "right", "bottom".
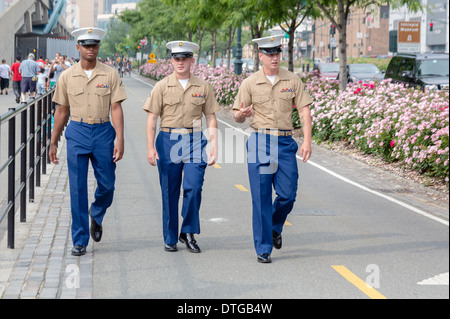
{"left": 330, "top": 38, "right": 337, "bottom": 47}
{"left": 140, "top": 37, "right": 148, "bottom": 46}
{"left": 397, "top": 21, "right": 421, "bottom": 53}
{"left": 148, "top": 52, "right": 157, "bottom": 64}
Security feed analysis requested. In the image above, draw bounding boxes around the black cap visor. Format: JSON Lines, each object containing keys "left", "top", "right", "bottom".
{"left": 171, "top": 52, "right": 194, "bottom": 58}
{"left": 78, "top": 39, "right": 101, "bottom": 46}
{"left": 259, "top": 46, "right": 282, "bottom": 55}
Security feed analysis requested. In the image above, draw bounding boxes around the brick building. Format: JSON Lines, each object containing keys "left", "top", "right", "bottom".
{"left": 312, "top": 5, "right": 390, "bottom": 61}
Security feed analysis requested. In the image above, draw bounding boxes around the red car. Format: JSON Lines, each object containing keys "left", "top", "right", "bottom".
{"left": 312, "top": 63, "right": 339, "bottom": 79}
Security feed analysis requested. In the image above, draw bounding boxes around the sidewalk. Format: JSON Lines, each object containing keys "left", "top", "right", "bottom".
{"left": 0, "top": 137, "right": 94, "bottom": 299}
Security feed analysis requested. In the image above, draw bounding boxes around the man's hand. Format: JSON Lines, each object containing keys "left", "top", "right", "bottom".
{"left": 113, "top": 139, "right": 124, "bottom": 163}
{"left": 49, "top": 143, "right": 59, "bottom": 164}
{"left": 208, "top": 144, "right": 218, "bottom": 166}
{"left": 239, "top": 102, "right": 253, "bottom": 117}
{"left": 299, "top": 142, "right": 312, "bottom": 163}
{"left": 234, "top": 102, "right": 253, "bottom": 123}
{"left": 147, "top": 147, "right": 159, "bottom": 166}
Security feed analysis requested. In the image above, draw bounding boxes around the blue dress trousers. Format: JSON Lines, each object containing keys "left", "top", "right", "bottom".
{"left": 247, "top": 132, "right": 299, "bottom": 255}
{"left": 65, "top": 121, "right": 117, "bottom": 246}
{"left": 156, "top": 130, "right": 207, "bottom": 245}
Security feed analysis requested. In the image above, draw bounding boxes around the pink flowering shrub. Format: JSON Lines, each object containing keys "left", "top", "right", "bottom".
{"left": 304, "top": 76, "right": 449, "bottom": 182}
{"left": 139, "top": 60, "right": 174, "bottom": 81}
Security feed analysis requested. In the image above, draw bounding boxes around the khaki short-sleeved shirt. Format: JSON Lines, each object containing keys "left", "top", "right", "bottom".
{"left": 143, "top": 73, "right": 219, "bottom": 128}
{"left": 233, "top": 68, "right": 313, "bottom": 130}
{"left": 52, "top": 62, "right": 127, "bottom": 120}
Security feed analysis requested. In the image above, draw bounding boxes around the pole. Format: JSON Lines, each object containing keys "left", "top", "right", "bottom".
{"left": 8, "top": 108, "right": 16, "bottom": 248}
{"left": 312, "top": 22, "right": 316, "bottom": 63}
{"left": 234, "top": 27, "right": 243, "bottom": 75}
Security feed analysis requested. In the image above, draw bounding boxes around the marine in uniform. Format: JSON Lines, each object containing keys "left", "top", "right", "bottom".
{"left": 50, "top": 27, "right": 127, "bottom": 256}
{"left": 144, "top": 41, "right": 219, "bottom": 253}
{"left": 233, "top": 35, "right": 313, "bottom": 263}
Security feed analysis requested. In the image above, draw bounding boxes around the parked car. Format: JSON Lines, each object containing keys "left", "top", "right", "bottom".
{"left": 198, "top": 58, "right": 208, "bottom": 65}
{"left": 338, "top": 63, "right": 384, "bottom": 83}
{"left": 242, "top": 59, "right": 255, "bottom": 72}
{"left": 214, "top": 58, "right": 234, "bottom": 68}
{"left": 384, "top": 53, "right": 449, "bottom": 91}
{"left": 312, "top": 63, "right": 339, "bottom": 79}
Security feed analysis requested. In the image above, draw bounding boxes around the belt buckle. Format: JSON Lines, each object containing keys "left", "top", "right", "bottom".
{"left": 87, "top": 118, "right": 95, "bottom": 125}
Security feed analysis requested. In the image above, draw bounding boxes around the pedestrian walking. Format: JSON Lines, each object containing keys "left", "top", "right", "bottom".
{"left": 50, "top": 55, "right": 68, "bottom": 84}
{"left": 0, "top": 59, "right": 11, "bottom": 95}
{"left": 19, "top": 53, "right": 40, "bottom": 102}
{"left": 233, "top": 35, "right": 313, "bottom": 263}
{"left": 36, "top": 68, "right": 47, "bottom": 95}
{"left": 43, "top": 58, "right": 51, "bottom": 90}
{"left": 127, "top": 60, "right": 132, "bottom": 76}
{"left": 36, "top": 56, "right": 45, "bottom": 70}
{"left": 10, "top": 56, "right": 22, "bottom": 103}
{"left": 49, "top": 27, "right": 127, "bottom": 256}
{"left": 144, "top": 41, "right": 219, "bottom": 253}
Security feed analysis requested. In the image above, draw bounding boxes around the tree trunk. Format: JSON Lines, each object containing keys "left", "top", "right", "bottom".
{"left": 196, "top": 27, "right": 206, "bottom": 66}
{"left": 226, "top": 27, "right": 236, "bottom": 69}
{"left": 337, "top": 0, "right": 348, "bottom": 91}
{"left": 288, "top": 28, "right": 296, "bottom": 72}
{"left": 252, "top": 24, "right": 262, "bottom": 72}
{"left": 211, "top": 29, "right": 217, "bottom": 68}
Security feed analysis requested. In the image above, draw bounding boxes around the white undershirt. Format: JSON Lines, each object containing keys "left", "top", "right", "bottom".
{"left": 84, "top": 69, "right": 93, "bottom": 79}
{"left": 266, "top": 75, "right": 277, "bottom": 85}
{"left": 178, "top": 78, "right": 189, "bottom": 90}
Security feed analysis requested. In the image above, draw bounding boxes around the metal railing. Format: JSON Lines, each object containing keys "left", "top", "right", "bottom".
{"left": 0, "top": 90, "right": 59, "bottom": 248}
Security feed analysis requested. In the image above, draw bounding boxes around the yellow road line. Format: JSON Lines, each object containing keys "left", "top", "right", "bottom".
{"left": 235, "top": 184, "right": 249, "bottom": 192}
{"left": 213, "top": 164, "right": 221, "bottom": 169}
{"left": 284, "top": 221, "right": 292, "bottom": 226}
{"left": 332, "top": 265, "right": 387, "bottom": 299}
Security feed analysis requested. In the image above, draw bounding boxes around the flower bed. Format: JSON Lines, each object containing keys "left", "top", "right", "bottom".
{"left": 139, "top": 62, "right": 449, "bottom": 183}
{"left": 304, "top": 75, "right": 449, "bottom": 182}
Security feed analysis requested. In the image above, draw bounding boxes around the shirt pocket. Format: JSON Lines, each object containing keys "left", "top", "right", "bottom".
{"left": 278, "top": 92, "right": 296, "bottom": 111}
{"left": 190, "top": 97, "right": 205, "bottom": 118}
{"left": 252, "top": 95, "right": 272, "bottom": 115}
{"left": 67, "top": 87, "right": 85, "bottom": 109}
{"left": 161, "top": 97, "right": 181, "bottom": 118}
{"left": 92, "top": 87, "right": 111, "bottom": 115}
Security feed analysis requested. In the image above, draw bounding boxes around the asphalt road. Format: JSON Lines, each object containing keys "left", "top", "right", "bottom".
{"left": 89, "top": 74, "right": 448, "bottom": 299}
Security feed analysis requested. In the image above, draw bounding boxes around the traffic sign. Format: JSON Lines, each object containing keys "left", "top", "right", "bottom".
{"left": 140, "top": 37, "right": 148, "bottom": 46}
{"left": 148, "top": 52, "right": 157, "bottom": 64}
{"left": 330, "top": 38, "right": 337, "bottom": 47}
{"left": 397, "top": 21, "right": 420, "bottom": 53}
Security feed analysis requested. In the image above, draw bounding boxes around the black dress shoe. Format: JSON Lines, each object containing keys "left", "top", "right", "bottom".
{"left": 273, "top": 231, "right": 282, "bottom": 249}
{"left": 164, "top": 243, "right": 178, "bottom": 252}
{"left": 179, "top": 233, "right": 201, "bottom": 253}
{"left": 257, "top": 253, "right": 272, "bottom": 263}
{"left": 71, "top": 245, "right": 86, "bottom": 256}
{"left": 90, "top": 215, "right": 103, "bottom": 242}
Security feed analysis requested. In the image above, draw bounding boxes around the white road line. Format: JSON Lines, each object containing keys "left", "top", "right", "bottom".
{"left": 417, "top": 272, "right": 449, "bottom": 285}
{"left": 130, "top": 74, "right": 154, "bottom": 88}
{"left": 132, "top": 74, "right": 449, "bottom": 227}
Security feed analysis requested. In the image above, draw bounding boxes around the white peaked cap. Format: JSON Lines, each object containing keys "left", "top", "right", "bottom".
{"left": 252, "top": 34, "right": 284, "bottom": 54}
{"left": 166, "top": 41, "right": 199, "bottom": 57}
{"left": 72, "top": 27, "right": 106, "bottom": 44}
